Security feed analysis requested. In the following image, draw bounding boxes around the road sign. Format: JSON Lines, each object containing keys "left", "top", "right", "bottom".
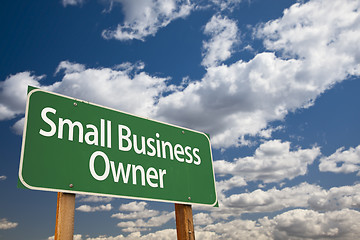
{"left": 19, "top": 88, "right": 217, "bottom": 206}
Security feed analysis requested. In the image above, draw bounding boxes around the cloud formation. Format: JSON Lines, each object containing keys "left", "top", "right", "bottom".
{"left": 319, "top": 145, "right": 360, "bottom": 174}
{"left": 61, "top": 208, "right": 360, "bottom": 239}
{"left": 111, "top": 201, "right": 174, "bottom": 233}
{"left": 268, "top": 209, "right": 360, "bottom": 240}
{"left": 116, "top": 211, "right": 174, "bottom": 233}
{"left": 0, "top": 72, "right": 41, "bottom": 121}
{"left": 61, "top": 0, "right": 84, "bottom": 7}
{"left": 221, "top": 183, "right": 360, "bottom": 213}
{"left": 0, "top": 218, "right": 18, "bottom": 230}
{"left": 76, "top": 203, "right": 112, "bottom": 212}
{"left": 202, "top": 15, "right": 239, "bottom": 67}
{"left": 102, "top": 0, "right": 193, "bottom": 41}
{"left": 2, "top": 0, "right": 360, "bottom": 149}
{"left": 214, "top": 140, "right": 320, "bottom": 183}
{"left": 112, "top": 202, "right": 159, "bottom": 220}
{"left": 78, "top": 195, "right": 113, "bottom": 203}
{"left": 155, "top": 0, "right": 360, "bottom": 148}
{"left": 0, "top": 61, "right": 169, "bottom": 135}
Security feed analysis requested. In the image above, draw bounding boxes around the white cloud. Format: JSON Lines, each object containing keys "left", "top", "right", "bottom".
{"left": 268, "top": 209, "right": 360, "bottom": 240}
{"left": 195, "top": 182, "right": 360, "bottom": 224}
{"left": 202, "top": 15, "right": 239, "bottom": 67}
{"left": 51, "top": 208, "right": 360, "bottom": 239}
{"left": 116, "top": 211, "right": 174, "bottom": 232}
{"left": 102, "top": 0, "right": 193, "bottom": 41}
{"left": 55, "top": 61, "right": 86, "bottom": 74}
{"left": 0, "top": 72, "right": 42, "bottom": 121}
{"left": 0, "top": 61, "right": 170, "bottom": 135}
{"left": 222, "top": 182, "right": 320, "bottom": 213}
{"left": 257, "top": 0, "right": 360, "bottom": 77}
{"left": 119, "top": 201, "right": 147, "bottom": 212}
{"left": 154, "top": 0, "right": 360, "bottom": 148}
{"left": 85, "top": 229, "right": 176, "bottom": 240}
{"left": 193, "top": 212, "right": 213, "bottom": 226}
{"left": 48, "top": 61, "right": 169, "bottom": 117}
{"left": 76, "top": 203, "right": 112, "bottom": 212}
{"left": 0, "top": 175, "right": 7, "bottom": 181}
{"left": 62, "top": 0, "right": 84, "bottom": 7}
{"left": 48, "top": 234, "right": 83, "bottom": 240}
{"left": 198, "top": 208, "right": 360, "bottom": 240}
{"left": 307, "top": 184, "right": 360, "bottom": 211}
{"left": 319, "top": 145, "right": 360, "bottom": 174}
{"left": 155, "top": 52, "right": 300, "bottom": 147}
{"left": 112, "top": 201, "right": 173, "bottom": 233}
{"left": 0, "top": 218, "right": 18, "bottom": 229}
{"left": 11, "top": 117, "right": 25, "bottom": 135}
{"left": 2, "top": 0, "right": 360, "bottom": 150}
{"left": 211, "top": 183, "right": 360, "bottom": 219}
{"left": 210, "top": 0, "right": 243, "bottom": 12}
{"left": 77, "top": 195, "right": 113, "bottom": 203}
{"left": 214, "top": 140, "right": 320, "bottom": 183}
{"left": 216, "top": 175, "right": 247, "bottom": 193}
{"left": 200, "top": 218, "right": 272, "bottom": 240}
{"left": 111, "top": 209, "right": 159, "bottom": 220}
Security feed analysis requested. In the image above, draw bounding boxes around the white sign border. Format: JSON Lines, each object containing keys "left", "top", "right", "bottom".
{"left": 18, "top": 88, "right": 218, "bottom": 207}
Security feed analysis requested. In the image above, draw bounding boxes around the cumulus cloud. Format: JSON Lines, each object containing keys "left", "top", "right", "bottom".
{"left": 0, "top": 61, "right": 169, "bottom": 135}
{"left": 61, "top": 0, "right": 84, "bottom": 7}
{"left": 3, "top": 0, "right": 360, "bottom": 148}
{"left": 76, "top": 203, "right": 112, "bottom": 212}
{"left": 48, "top": 234, "right": 83, "bottom": 240}
{"left": 55, "top": 61, "right": 86, "bottom": 74}
{"left": 11, "top": 117, "right": 25, "bottom": 135}
{"left": 155, "top": 53, "right": 301, "bottom": 147}
{"left": 258, "top": 0, "right": 360, "bottom": 78}
{"left": 155, "top": 0, "right": 360, "bottom": 148}
{"left": 116, "top": 211, "right": 174, "bottom": 233}
{"left": 198, "top": 208, "right": 360, "bottom": 240}
{"left": 83, "top": 229, "right": 176, "bottom": 240}
{"left": 207, "top": 183, "right": 360, "bottom": 223}
{"left": 112, "top": 201, "right": 173, "bottom": 233}
{"left": 0, "top": 72, "right": 42, "bottom": 121}
{"left": 0, "top": 218, "right": 18, "bottom": 229}
{"left": 200, "top": 218, "right": 272, "bottom": 239}
{"left": 269, "top": 209, "right": 360, "bottom": 240}
{"left": 307, "top": 184, "right": 360, "bottom": 211}
{"left": 48, "top": 208, "right": 360, "bottom": 239}
{"left": 111, "top": 210, "right": 159, "bottom": 220}
{"left": 210, "top": 0, "right": 243, "bottom": 12}
{"left": 214, "top": 140, "right": 320, "bottom": 183}
{"left": 319, "top": 145, "right": 360, "bottom": 174}
{"left": 49, "top": 61, "right": 169, "bottom": 117}
{"left": 118, "top": 201, "right": 148, "bottom": 212}
{"left": 202, "top": 15, "right": 239, "bottom": 67}
{"left": 216, "top": 175, "right": 247, "bottom": 193}
{"left": 193, "top": 212, "right": 213, "bottom": 226}
{"left": 77, "top": 195, "right": 113, "bottom": 203}
{"left": 221, "top": 182, "right": 320, "bottom": 213}
{"left": 0, "top": 175, "right": 7, "bottom": 181}
{"left": 102, "top": 0, "right": 193, "bottom": 41}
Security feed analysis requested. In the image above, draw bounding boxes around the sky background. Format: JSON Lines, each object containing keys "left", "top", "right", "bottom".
{"left": 1, "top": 0, "right": 360, "bottom": 239}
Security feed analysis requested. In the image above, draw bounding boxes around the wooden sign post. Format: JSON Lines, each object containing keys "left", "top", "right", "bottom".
{"left": 175, "top": 204, "right": 195, "bottom": 240}
{"left": 55, "top": 192, "right": 76, "bottom": 240}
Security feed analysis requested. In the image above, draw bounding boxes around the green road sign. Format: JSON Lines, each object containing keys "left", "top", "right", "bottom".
{"left": 19, "top": 88, "right": 217, "bottom": 206}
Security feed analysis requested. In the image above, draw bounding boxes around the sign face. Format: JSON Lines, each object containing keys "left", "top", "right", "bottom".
{"left": 19, "top": 88, "right": 217, "bottom": 206}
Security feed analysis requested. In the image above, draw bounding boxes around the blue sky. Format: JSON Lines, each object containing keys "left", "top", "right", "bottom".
{"left": 1, "top": 0, "right": 360, "bottom": 239}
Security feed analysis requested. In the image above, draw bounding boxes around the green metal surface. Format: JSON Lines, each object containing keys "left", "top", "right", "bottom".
{"left": 19, "top": 88, "right": 217, "bottom": 206}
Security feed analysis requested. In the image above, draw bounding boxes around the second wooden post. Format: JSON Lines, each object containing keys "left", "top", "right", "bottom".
{"left": 54, "top": 192, "right": 76, "bottom": 240}
{"left": 175, "top": 203, "right": 195, "bottom": 240}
